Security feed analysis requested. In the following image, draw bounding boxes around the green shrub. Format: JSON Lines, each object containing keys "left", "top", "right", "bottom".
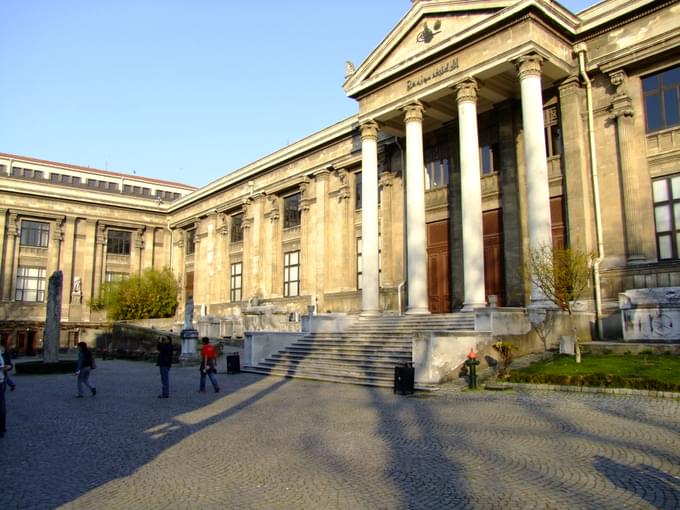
{"left": 92, "top": 267, "right": 178, "bottom": 320}
{"left": 603, "top": 348, "right": 613, "bottom": 355}
{"left": 639, "top": 348, "right": 654, "bottom": 356}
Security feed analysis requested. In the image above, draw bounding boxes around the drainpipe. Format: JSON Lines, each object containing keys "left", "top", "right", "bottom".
{"left": 576, "top": 43, "right": 604, "bottom": 340}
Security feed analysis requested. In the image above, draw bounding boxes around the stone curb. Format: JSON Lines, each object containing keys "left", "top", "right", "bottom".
{"left": 484, "top": 382, "right": 680, "bottom": 399}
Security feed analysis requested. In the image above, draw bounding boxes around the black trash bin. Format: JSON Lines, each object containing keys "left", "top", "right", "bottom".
{"left": 394, "top": 363, "right": 414, "bottom": 395}
{"left": 226, "top": 352, "right": 240, "bottom": 374}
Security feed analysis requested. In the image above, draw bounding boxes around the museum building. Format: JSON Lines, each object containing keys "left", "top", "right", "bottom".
{"left": 1, "top": 0, "right": 680, "bottom": 356}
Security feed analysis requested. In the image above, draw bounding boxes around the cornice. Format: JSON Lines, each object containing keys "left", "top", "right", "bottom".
{"left": 344, "top": 0, "right": 579, "bottom": 99}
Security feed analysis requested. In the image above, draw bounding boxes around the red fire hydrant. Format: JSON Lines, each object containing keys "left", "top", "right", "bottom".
{"left": 465, "top": 348, "right": 480, "bottom": 389}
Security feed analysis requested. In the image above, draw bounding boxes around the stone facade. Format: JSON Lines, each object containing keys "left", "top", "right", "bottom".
{"left": 1, "top": 0, "right": 680, "bottom": 348}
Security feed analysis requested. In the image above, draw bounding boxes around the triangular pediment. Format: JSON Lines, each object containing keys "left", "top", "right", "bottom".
{"left": 344, "top": 0, "right": 578, "bottom": 98}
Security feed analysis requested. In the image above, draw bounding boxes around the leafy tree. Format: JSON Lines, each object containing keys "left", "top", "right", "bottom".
{"left": 525, "top": 244, "right": 595, "bottom": 363}
{"left": 92, "top": 268, "right": 178, "bottom": 320}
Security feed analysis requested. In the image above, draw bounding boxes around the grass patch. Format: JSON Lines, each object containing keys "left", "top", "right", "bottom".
{"left": 508, "top": 353, "right": 680, "bottom": 392}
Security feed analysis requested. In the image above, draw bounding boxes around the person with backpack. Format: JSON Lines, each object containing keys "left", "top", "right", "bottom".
{"left": 156, "top": 335, "right": 173, "bottom": 398}
{"left": 0, "top": 338, "right": 15, "bottom": 392}
{"left": 0, "top": 350, "right": 7, "bottom": 437}
{"left": 75, "top": 341, "right": 96, "bottom": 398}
{"left": 198, "top": 337, "right": 220, "bottom": 393}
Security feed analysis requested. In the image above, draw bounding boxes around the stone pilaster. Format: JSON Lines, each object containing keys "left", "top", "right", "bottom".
{"left": 1, "top": 212, "right": 18, "bottom": 301}
{"left": 264, "top": 195, "right": 281, "bottom": 298}
{"left": 559, "top": 77, "right": 593, "bottom": 253}
{"left": 608, "top": 70, "right": 647, "bottom": 262}
{"left": 456, "top": 79, "right": 486, "bottom": 310}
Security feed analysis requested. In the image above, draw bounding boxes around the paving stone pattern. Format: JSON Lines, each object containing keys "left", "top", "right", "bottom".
{"left": 1, "top": 360, "right": 679, "bottom": 509}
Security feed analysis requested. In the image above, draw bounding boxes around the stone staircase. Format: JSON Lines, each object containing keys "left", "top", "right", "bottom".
{"left": 242, "top": 313, "right": 476, "bottom": 388}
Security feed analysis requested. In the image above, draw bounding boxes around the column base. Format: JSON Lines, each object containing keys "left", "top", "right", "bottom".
{"left": 360, "top": 309, "right": 381, "bottom": 317}
{"left": 405, "top": 306, "right": 430, "bottom": 315}
{"left": 461, "top": 302, "right": 486, "bottom": 312}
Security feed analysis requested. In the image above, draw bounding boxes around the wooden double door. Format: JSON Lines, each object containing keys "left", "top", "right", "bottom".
{"left": 426, "top": 211, "right": 505, "bottom": 313}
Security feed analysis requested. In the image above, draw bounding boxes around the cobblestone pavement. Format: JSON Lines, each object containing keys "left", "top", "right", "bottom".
{"left": 1, "top": 360, "right": 679, "bottom": 510}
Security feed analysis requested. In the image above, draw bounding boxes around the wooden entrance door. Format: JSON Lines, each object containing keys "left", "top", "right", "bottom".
{"left": 483, "top": 209, "right": 505, "bottom": 306}
{"left": 427, "top": 220, "right": 451, "bottom": 313}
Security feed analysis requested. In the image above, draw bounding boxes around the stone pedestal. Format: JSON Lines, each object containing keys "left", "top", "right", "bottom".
{"left": 180, "top": 328, "right": 199, "bottom": 359}
{"left": 619, "top": 288, "right": 680, "bottom": 341}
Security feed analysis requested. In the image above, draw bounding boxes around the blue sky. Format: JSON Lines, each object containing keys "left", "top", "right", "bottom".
{"left": 1, "top": 0, "right": 595, "bottom": 187}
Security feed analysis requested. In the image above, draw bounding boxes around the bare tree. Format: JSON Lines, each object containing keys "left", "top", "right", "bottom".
{"left": 526, "top": 244, "right": 595, "bottom": 363}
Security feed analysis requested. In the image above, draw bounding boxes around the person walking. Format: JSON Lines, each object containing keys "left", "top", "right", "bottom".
{"left": 0, "top": 350, "right": 7, "bottom": 437}
{"left": 156, "top": 336, "right": 173, "bottom": 398}
{"left": 75, "top": 341, "right": 96, "bottom": 398}
{"left": 0, "top": 338, "right": 15, "bottom": 391}
{"left": 199, "top": 337, "right": 220, "bottom": 393}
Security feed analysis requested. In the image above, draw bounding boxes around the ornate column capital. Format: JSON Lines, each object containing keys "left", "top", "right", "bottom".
{"left": 609, "top": 70, "right": 628, "bottom": 95}
{"left": 135, "top": 228, "right": 145, "bottom": 249}
{"left": 455, "top": 79, "right": 479, "bottom": 104}
{"left": 217, "top": 213, "right": 229, "bottom": 236}
{"left": 7, "top": 213, "right": 19, "bottom": 236}
{"left": 609, "top": 94, "right": 634, "bottom": 119}
{"left": 96, "top": 224, "right": 106, "bottom": 245}
{"left": 265, "top": 194, "right": 280, "bottom": 222}
{"left": 379, "top": 171, "right": 395, "bottom": 188}
{"left": 608, "top": 70, "right": 634, "bottom": 119}
{"left": 360, "top": 120, "right": 380, "bottom": 141}
{"left": 516, "top": 54, "right": 543, "bottom": 81}
{"left": 334, "top": 168, "right": 351, "bottom": 201}
{"left": 403, "top": 101, "right": 425, "bottom": 123}
{"left": 52, "top": 218, "right": 65, "bottom": 242}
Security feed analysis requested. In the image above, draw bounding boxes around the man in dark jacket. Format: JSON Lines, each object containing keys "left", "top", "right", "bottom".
{"left": 156, "top": 336, "right": 174, "bottom": 398}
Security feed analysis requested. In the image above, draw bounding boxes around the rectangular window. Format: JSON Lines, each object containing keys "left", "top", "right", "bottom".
{"left": 355, "top": 172, "right": 362, "bottom": 210}
{"left": 284, "top": 250, "right": 300, "bottom": 297}
{"left": 71, "top": 176, "right": 81, "bottom": 186}
{"left": 20, "top": 220, "right": 50, "bottom": 248}
{"left": 480, "top": 144, "right": 500, "bottom": 175}
{"left": 185, "top": 229, "right": 196, "bottom": 255}
{"left": 644, "top": 65, "right": 680, "bottom": 132}
{"left": 15, "top": 266, "right": 46, "bottom": 302}
{"left": 424, "top": 144, "right": 450, "bottom": 190}
{"left": 123, "top": 184, "right": 132, "bottom": 193}
{"left": 98, "top": 180, "right": 107, "bottom": 189}
{"left": 283, "top": 193, "right": 301, "bottom": 228}
{"left": 107, "top": 230, "right": 131, "bottom": 255}
{"left": 653, "top": 174, "right": 680, "bottom": 259}
{"left": 230, "top": 262, "right": 242, "bottom": 302}
{"left": 108, "top": 182, "right": 118, "bottom": 191}
{"left": 544, "top": 106, "right": 562, "bottom": 157}
{"left": 60, "top": 174, "right": 71, "bottom": 184}
{"left": 230, "top": 214, "right": 244, "bottom": 243}
{"left": 87, "top": 179, "right": 97, "bottom": 188}
{"left": 105, "top": 272, "right": 128, "bottom": 282}
{"left": 50, "top": 173, "right": 60, "bottom": 183}
{"left": 142, "top": 187, "right": 151, "bottom": 196}
{"left": 33, "top": 170, "right": 44, "bottom": 179}
{"left": 12, "top": 167, "right": 21, "bottom": 177}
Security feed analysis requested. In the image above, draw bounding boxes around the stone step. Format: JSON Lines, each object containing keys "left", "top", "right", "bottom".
{"left": 258, "top": 359, "right": 398, "bottom": 378}
{"left": 242, "top": 365, "right": 396, "bottom": 388}
{"left": 269, "top": 351, "right": 411, "bottom": 365}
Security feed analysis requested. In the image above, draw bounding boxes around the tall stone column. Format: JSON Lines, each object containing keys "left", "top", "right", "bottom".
{"left": 609, "top": 70, "right": 646, "bottom": 262}
{"left": 360, "top": 120, "right": 381, "bottom": 316}
{"left": 457, "top": 80, "right": 486, "bottom": 310}
{"left": 264, "top": 196, "right": 281, "bottom": 298}
{"left": 0, "top": 209, "right": 6, "bottom": 300}
{"left": 403, "top": 102, "right": 430, "bottom": 314}
{"left": 517, "top": 55, "right": 553, "bottom": 304}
